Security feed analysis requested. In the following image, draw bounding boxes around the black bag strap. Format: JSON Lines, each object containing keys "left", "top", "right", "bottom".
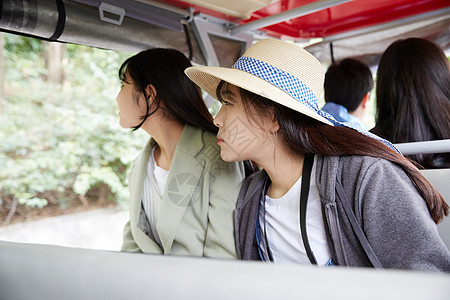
{"left": 335, "top": 177, "right": 383, "bottom": 269}
{"left": 300, "top": 154, "right": 318, "bottom": 265}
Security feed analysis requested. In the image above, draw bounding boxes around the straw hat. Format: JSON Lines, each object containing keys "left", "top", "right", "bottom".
{"left": 185, "top": 38, "right": 333, "bottom": 125}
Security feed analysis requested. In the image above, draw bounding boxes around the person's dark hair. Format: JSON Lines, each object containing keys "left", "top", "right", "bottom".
{"left": 217, "top": 80, "right": 448, "bottom": 224}
{"left": 118, "top": 48, "right": 217, "bottom": 133}
{"left": 324, "top": 58, "right": 373, "bottom": 112}
{"left": 372, "top": 38, "right": 450, "bottom": 168}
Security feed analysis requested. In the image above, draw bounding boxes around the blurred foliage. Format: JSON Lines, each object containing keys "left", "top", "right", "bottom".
{"left": 0, "top": 34, "right": 147, "bottom": 212}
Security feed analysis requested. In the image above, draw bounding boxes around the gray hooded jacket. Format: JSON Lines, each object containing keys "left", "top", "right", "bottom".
{"left": 235, "top": 154, "right": 450, "bottom": 272}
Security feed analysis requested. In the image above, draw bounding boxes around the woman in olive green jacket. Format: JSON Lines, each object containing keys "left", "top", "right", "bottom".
{"left": 117, "top": 48, "right": 245, "bottom": 258}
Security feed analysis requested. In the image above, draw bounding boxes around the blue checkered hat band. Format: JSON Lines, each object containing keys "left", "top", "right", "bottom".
{"left": 231, "top": 56, "right": 401, "bottom": 154}
{"left": 232, "top": 56, "right": 320, "bottom": 112}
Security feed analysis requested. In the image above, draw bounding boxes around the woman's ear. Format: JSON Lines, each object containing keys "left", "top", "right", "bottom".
{"left": 268, "top": 108, "right": 280, "bottom": 133}
{"left": 145, "top": 84, "right": 157, "bottom": 101}
{"left": 270, "top": 117, "right": 280, "bottom": 133}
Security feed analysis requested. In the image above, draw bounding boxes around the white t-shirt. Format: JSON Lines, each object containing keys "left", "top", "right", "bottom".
{"left": 260, "top": 156, "right": 332, "bottom": 265}
{"left": 142, "top": 145, "right": 169, "bottom": 245}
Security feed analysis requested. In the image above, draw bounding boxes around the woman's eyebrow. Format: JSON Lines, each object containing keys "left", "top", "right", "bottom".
{"left": 220, "top": 89, "right": 237, "bottom": 101}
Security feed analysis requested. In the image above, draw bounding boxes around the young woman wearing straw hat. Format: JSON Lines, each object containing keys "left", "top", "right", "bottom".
{"left": 185, "top": 39, "right": 450, "bottom": 271}
{"left": 116, "top": 48, "right": 245, "bottom": 257}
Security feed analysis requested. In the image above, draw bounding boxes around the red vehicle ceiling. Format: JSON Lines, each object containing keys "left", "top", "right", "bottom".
{"left": 0, "top": 0, "right": 448, "bottom": 65}
{"left": 161, "top": 0, "right": 449, "bottom": 39}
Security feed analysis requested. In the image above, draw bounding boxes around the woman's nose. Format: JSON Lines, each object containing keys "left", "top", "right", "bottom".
{"left": 213, "top": 108, "right": 224, "bottom": 128}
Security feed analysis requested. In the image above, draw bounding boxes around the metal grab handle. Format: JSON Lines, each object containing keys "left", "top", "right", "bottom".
{"left": 99, "top": 2, "right": 125, "bottom": 25}
{"left": 394, "top": 139, "right": 450, "bottom": 155}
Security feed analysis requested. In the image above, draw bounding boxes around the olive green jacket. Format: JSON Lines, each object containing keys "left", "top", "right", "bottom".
{"left": 121, "top": 124, "right": 244, "bottom": 258}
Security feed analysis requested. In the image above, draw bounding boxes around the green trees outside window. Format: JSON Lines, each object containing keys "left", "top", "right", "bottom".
{"left": 0, "top": 33, "right": 147, "bottom": 224}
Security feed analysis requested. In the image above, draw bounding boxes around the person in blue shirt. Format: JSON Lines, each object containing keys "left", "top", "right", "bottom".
{"left": 321, "top": 58, "right": 373, "bottom": 131}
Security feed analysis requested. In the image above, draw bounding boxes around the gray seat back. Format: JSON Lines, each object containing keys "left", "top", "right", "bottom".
{"left": 421, "top": 169, "right": 450, "bottom": 250}
{"left": 0, "top": 241, "right": 449, "bottom": 300}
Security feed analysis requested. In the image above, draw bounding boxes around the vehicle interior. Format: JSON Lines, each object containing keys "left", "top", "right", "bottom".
{"left": 1, "top": 1, "right": 449, "bottom": 299}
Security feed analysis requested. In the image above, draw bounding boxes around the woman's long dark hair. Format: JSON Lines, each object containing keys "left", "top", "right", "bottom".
{"left": 120, "top": 49, "right": 257, "bottom": 176}
{"left": 217, "top": 81, "right": 448, "bottom": 224}
{"left": 372, "top": 38, "right": 450, "bottom": 168}
{"left": 119, "top": 48, "right": 217, "bottom": 133}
